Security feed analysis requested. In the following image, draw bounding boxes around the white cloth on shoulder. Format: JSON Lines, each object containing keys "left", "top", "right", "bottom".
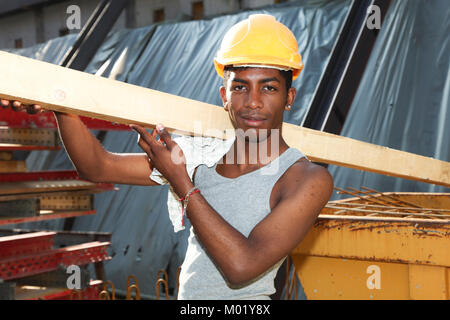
{"left": 149, "top": 134, "right": 235, "bottom": 232}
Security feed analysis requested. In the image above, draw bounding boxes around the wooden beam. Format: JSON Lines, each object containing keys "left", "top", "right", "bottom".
{"left": 0, "top": 51, "right": 449, "bottom": 188}
{"left": 282, "top": 124, "right": 450, "bottom": 188}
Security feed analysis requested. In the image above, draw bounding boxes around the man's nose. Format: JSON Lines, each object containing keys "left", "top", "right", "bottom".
{"left": 247, "top": 89, "right": 263, "bottom": 109}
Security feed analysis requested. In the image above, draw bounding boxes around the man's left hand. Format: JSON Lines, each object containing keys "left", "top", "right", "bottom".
{"left": 130, "top": 124, "right": 192, "bottom": 197}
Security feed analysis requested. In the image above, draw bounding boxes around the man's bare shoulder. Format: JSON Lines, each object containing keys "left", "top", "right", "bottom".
{"left": 279, "top": 157, "right": 334, "bottom": 200}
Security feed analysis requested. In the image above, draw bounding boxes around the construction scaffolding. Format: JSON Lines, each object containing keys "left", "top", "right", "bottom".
{"left": 0, "top": 126, "right": 115, "bottom": 299}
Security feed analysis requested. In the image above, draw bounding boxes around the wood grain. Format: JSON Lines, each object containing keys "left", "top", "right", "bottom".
{"left": 1, "top": 51, "right": 449, "bottom": 187}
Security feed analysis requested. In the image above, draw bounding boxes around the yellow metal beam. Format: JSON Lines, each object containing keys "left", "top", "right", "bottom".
{"left": 292, "top": 217, "right": 450, "bottom": 267}
{"left": 291, "top": 255, "right": 412, "bottom": 300}
{"left": 408, "top": 264, "right": 449, "bottom": 300}
{"left": 1, "top": 51, "right": 449, "bottom": 187}
{"left": 291, "top": 254, "right": 450, "bottom": 300}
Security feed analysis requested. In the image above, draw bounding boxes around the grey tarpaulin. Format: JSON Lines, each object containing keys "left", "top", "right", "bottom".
{"left": 2, "top": 33, "right": 78, "bottom": 63}
{"left": 328, "top": 0, "right": 450, "bottom": 199}
{"left": 1, "top": 0, "right": 352, "bottom": 298}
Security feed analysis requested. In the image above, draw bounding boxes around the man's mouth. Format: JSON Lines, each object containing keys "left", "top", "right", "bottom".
{"left": 240, "top": 114, "right": 267, "bottom": 127}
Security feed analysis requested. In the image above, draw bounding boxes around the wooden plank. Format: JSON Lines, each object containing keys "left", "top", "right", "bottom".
{"left": 282, "top": 124, "right": 450, "bottom": 188}
{"left": 0, "top": 51, "right": 449, "bottom": 187}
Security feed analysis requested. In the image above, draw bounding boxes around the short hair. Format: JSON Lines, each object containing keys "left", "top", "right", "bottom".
{"left": 223, "top": 66, "right": 293, "bottom": 94}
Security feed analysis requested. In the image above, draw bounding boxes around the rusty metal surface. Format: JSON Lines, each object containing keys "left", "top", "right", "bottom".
{"left": 324, "top": 187, "right": 450, "bottom": 223}
{"left": 294, "top": 218, "right": 450, "bottom": 264}
{"left": 292, "top": 254, "right": 450, "bottom": 300}
{"left": 293, "top": 188, "right": 450, "bottom": 267}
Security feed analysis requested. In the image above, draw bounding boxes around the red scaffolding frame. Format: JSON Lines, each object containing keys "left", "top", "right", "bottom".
{"left": 0, "top": 231, "right": 111, "bottom": 281}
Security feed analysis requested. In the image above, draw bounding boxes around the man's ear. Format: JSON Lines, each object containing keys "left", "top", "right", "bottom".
{"left": 220, "top": 86, "right": 229, "bottom": 111}
{"left": 287, "top": 87, "right": 297, "bottom": 108}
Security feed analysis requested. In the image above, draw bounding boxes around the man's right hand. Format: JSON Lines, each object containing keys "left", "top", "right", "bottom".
{"left": 0, "top": 99, "right": 46, "bottom": 114}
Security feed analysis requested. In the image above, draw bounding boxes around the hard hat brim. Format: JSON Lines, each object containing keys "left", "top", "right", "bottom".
{"left": 214, "top": 59, "right": 303, "bottom": 80}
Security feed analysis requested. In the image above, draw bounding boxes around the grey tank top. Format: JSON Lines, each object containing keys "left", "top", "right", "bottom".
{"left": 178, "top": 147, "right": 306, "bottom": 300}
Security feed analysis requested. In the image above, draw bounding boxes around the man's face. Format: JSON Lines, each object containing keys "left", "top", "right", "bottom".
{"left": 220, "top": 67, "right": 296, "bottom": 142}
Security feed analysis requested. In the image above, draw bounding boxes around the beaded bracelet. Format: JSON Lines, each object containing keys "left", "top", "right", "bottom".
{"left": 179, "top": 186, "right": 200, "bottom": 226}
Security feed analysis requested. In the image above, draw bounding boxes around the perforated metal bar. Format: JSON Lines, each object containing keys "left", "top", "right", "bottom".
{"left": 0, "top": 241, "right": 110, "bottom": 281}
{"left": 0, "top": 127, "right": 58, "bottom": 147}
{"left": 0, "top": 231, "right": 55, "bottom": 259}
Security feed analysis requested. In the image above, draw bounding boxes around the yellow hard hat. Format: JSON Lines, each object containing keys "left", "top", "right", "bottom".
{"left": 214, "top": 14, "right": 304, "bottom": 80}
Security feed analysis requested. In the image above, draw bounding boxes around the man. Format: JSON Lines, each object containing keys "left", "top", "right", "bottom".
{"left": 1, "top": 14, "right": 333, "bottom": 299}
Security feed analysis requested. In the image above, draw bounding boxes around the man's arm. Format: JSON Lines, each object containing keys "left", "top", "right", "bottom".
{"left": 54, "top": 111, "right": 158, "bottom": 185}
{"left": 1, "top": 100, "right": 159, "bottom": 186}
{"left": 132, "top": 124, "right": 333, "bottom": 286}
{"left": 184, "top": 161, "right": 333, "bottom": 286}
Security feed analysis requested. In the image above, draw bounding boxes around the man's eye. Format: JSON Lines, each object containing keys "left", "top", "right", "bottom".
{"left": 264, "top": 86, "right": 277, "bottom": 92}
{"left": 232, "top": 85, "right": 246, "bottom": 91}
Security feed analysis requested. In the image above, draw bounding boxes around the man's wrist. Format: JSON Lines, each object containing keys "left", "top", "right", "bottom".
{"left": 174, "top": 178, "right": 195, "bottom": 199}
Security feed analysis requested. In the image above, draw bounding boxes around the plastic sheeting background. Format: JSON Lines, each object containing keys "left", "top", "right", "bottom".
{"left": 2, "top": 33, "right": 77, "bottom": 63}
{"left": 1, "top": 0, "right": 352, "bottom": 298}
{"left": 328, "top": 0, "right": 450, "bottom": 199}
